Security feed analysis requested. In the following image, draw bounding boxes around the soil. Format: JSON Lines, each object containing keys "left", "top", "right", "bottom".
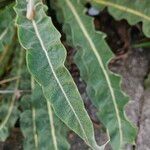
{"left": 0, "top": 5, "right": 150, "bottom": 150}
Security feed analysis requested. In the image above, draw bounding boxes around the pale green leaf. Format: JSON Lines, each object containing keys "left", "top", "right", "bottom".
{"left": 20, "top": 84, "right": 70, "bottom": 150}
{"left": 15, "top": 0, "right": 101, "bottom": 149}
{"left": 52, "top": 0, "right": 137, "bottom": 149}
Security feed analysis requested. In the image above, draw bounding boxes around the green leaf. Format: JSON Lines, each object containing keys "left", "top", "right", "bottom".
{"left": 0, "top": 43, "right": 14, "bottom": 77}
{"left": 145, "top": 73, "right": 150, "bottom": 89}
{"left": 91, "top": 0, "right": 150, "bottom": 37}
{"left": 0, "top": 4, "right": 15, "bottom": 52}
{"left": 0, "top": 5, "right": 16, "bottom": 77}
{"left": 0, "top": 46, "right": 24, "bottom": 141}
{"left": 52, "top": 0, "right": 137, "bottom": 149}
{"left": 15, "top": 0, "right": 101, "bottom": 149}
{"left": 0, "top": 0, "right": 14, "bottom": 8}
{"left": 133, "top": 41, "right": 150, "bottom": 48}
{"left": 20, "top": 84, "right": 70, "bottom": 150}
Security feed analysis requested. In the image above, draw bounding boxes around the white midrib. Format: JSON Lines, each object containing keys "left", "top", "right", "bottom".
{"left": 0, "top": 93, "right": 16, "bottom": 131}
{"left": 32, "top": 20, "right": 89, "bottom": 144}
{"left": 0, "top": 28, "right": 8, "bottom": 40}
{"left": 65, "top": 0, "right": 123, "bottom": 146}
{"left": 47, "top": 101, "right": 58, "bottom": 150}
{"left": 94, "top": 0, "right": 150, "bottom": 21}
{"left": 32, "top": 107, "right": 39, "bottom": 149}
{"left": 31, "top": 78, "right": 39, "bottom": 149}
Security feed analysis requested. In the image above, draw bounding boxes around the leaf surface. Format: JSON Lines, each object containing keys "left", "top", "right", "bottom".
{"left": 92, "top": 0, "right": 150, "bottom": 37}
{"left": 20, "top": 84, "right": 70, "bottom": 150}
{"left": 0, "top": 5, "right": 15, "bottom": 52}
{"left": 52, "top": 0, "right": 137, "bottom": 149}
{"left": 15, "top": 0, "right": 101, "bottom": 149}
{"left": 0, "top": 46, "right": 24, "bottom": 141}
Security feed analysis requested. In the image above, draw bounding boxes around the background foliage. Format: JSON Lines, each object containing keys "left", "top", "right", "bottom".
{"left": 0, "top": 0, "right": 150, "bottom": 150}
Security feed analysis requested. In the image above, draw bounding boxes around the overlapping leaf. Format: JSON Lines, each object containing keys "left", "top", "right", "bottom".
{"left": 0, "top": 0, "right": 14, "bottom": 8}
{"left": 91, "top": 0, "right": 150, "bottom": 37}
{"left": 0, "top": 40, "right": 14, "bottom": 77}
{"left": 52, "top": 0, "right": 137, "bottom": 149}
{"left": 0, "top": 5, "right": 16, "bottom": 76}
{"left": 15, "top": 0, "right": 101, "bottom": 149}
{"left": 0, "top": 4, "right": 15, "bottom": 52}
{"left": 20, "top": 84, "right": 70, "bottom": 150}
{"left": 145, "top": 73, "right": 150, "bottom": 89}
{"left": 0, "top": 46, "right": 25, "bottom": 141}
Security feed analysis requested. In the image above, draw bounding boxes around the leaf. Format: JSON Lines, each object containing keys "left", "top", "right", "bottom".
{"left": 0, "top": 5, "right": 16, "bottom": 77}
{"left": 0, "top": 46, "right": 24, "bottom": 141}
{"left": 91, "top": 0, "right": 150, "bottom": 37}
{"left": 145, "top": 73, "right": 150, "bottom": 89}
{"left": 15, "top": 0, "right": 101, "bottom": 149}
{"left": 20, "top": 84, "right": 70, "bottom": 150}
{"left": 52, "top": 0, "right": 137, "bottom": 149}
{"left": 0, "top": 0, "right": 14, "bottom": 8}
{"left": 0, "top": 4, "right": 15, "bottom": 52}
{"left": 0, "top": 43, "right": 14, "bottom": 76}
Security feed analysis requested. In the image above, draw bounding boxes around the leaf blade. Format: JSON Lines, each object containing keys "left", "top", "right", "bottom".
{"left": 0, "top": 46, "right": 24, "bottom": 141}
{"left": 20, "top": 85, "right": 70, "bottom": 150}
{"left": 52, "top": 0, "right": 137, "bottom": 149}
{"left": 92, "top": 0, "right": 150, "bottom": 37}
{"left": 15, "top": 0, "right": 101, "bottom": 149}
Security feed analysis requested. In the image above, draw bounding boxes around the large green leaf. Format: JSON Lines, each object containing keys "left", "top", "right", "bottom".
{"left": 52, "top": 0, "right": 137, "bottom": 149}
{"left": 20, "top": 84, "right": 70, "bottom": 150}
{"left": 0, "top": 46, "right": 24, "bottom": 141}
{"left": 15, "top": 0, "right": 101, "bottom": 149}
{"left": 91, "top": 0, "right": 150, "bottom": 37}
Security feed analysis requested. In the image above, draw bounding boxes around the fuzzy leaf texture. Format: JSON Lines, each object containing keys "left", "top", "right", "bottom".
{"left": 91, "top": 0, "right": 150, "bottom": 37}
{"left": 20, "top": 84, "right": 70, "bottom": 150}
{"left": 15, "top": 0, "right": 102, "bottom": 149}
{"left": 0, "top": 46, "right": 24, "bottom": 141}
{"left": 52, "top": 0, "right": 137, "bottom": 149}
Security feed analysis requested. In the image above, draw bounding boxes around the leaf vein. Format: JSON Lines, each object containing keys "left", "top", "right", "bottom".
{"left": 65, "top": 0, "right": 123, "bottom": 146}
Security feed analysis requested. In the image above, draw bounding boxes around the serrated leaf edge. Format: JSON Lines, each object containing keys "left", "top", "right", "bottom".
{"left": 93, "top": 0, "right": 150, "bottom": 21}
{"left": 31, "top": 18, "right": 89, "bottom": 143}
{"left": 65, "top": 0, "right": 123, "bottom": 145}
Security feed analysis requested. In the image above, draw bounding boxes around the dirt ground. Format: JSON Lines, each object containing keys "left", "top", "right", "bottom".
{"left": 0, "top": 7, "right": 150, "bottom": 150}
